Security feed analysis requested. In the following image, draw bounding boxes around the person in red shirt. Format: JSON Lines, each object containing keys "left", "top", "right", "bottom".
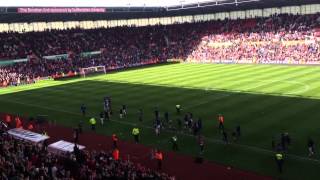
{"left": 218, "top": 114, "right": 224, "bottom": 132}
{"left": 155, "top": 149, "right": 163, "bottom": 170}
{"left": 27, "top": 123, "right": 34, "bottom": 130}
{"left": 112, "top": 148, "right": 120, "bottom": 161}
{"left": 15, "top": 116, "right": 22, "bottom": 128}
{"left": 112, "top": 134, "right": 118, "bottom": 148}
{"left": 5, "top": 114, "right": 11, "bottom": 126}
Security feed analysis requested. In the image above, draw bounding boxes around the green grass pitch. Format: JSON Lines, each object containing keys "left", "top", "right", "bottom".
{"left": 1, "top": 62, "right": 320, "bottom": 179}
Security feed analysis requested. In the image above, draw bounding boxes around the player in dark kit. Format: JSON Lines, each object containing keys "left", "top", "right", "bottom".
{"left": 232, "top": 131, "right": 237, "bottom": 142}
{"left": 184, "top": 114, "right": 189, "bottom": 129}
{"left": 177, "top": 118, "right": 182, "bottom": 131}
{"left": 80, "top": 104, "right": 86, "bottom": 116}
{"left": 138, "top": 108, "right": 143, "bottom": 121}
{"left": 104, "top": 110, "right": 110, "bottom": 121}
{"left": 271, "top": 136, "right": 276, "bottom": 150}
{"left": 222, "top": 131, "right": 228, "bottom": 144}
{"left": 154, "top": 107, "right": 159, "bottom": 119}
{"left": 78, "top": 120, "right": 83, "bottom": 134}
{"left": 122, "top": 105, "right": 127, "bottom": 116}
{"left": 171, "top": 135, "right": 178, "bottom": 151}
{"left": 112, "top": 134, "right": 118, "bottom": 148}
{"left": 197, "top": 118, "right": 202, "bottom": 133}
{"left": 236, "top": 125, "right": 241, "bottom": 137}
{"left": 164, "top": 112, "right": 169, "bottom": 123}
{"left": 307, "top": 138, "right": 315, "bottom": 157}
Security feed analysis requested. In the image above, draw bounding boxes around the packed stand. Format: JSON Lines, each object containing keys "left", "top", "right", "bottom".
{"left": 1, "top": 14, "right": 320, "bottom": 87}
{"left": 0, "top": 25, "right": 197, "bottom": 60}
{"left": 0, "top": 54, "right": 167, "bottom": 86}
{"left": 0, "top": 131, "right": 174, "bottom": 179}
{"left": 0, "top": 23, "right": 200, "bottom": 86}
{"left": 187, "top": 14, "right": 320, "bottom": 63}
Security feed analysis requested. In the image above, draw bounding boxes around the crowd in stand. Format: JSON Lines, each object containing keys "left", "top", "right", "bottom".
{"left": 0, "top": 13, "right": 320, "bottom": 87}
{"left": 0, "top": 24, "right": 196, "bottom": 61}
{"left": 0, "top": 126, "right": 173, "bottom": 180}
{"left": 187, "top": 14, "right": 320, "bottom": 63}
{"left": 0, "top": 23, "right": 198, "bottom": 86}
{"left": 0, "top": 54, "right": 169, "bottom": 86}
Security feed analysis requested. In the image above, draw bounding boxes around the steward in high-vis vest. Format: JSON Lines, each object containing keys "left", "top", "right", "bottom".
{"left": 89, "top": 117, "right": 97, "bottom": 131}
{"left": 132, "top": 127, "right": 140, "bottom": 143}
{"left": 275, "top": 152, "right": 284, "bottom": 173}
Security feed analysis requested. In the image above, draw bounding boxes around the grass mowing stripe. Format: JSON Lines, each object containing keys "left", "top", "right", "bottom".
{"left": 1, "top": 97, "right": 319, "bottom": 165}
{"left": 230, "top": 67, "right": 304, "bottom": 91}
{"left": 2, "top": 63, "right": 320, "bottom": 180}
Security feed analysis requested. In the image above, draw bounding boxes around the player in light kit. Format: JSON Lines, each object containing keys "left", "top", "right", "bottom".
{"left": 103, "top": 96, "right": 112, "bottom": 117}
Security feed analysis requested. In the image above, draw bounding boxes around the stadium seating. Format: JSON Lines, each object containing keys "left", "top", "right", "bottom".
{"left": 0, "top": 13, "right": 319, "bottom": 87}
{"left": 187, "top": 14, "right": 320, "bottom": 64}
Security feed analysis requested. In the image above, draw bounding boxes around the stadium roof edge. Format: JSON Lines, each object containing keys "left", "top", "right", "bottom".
{"left": 0, "top": 0, "right": 254, "bottom": 8}
{"left": 0, "top": 0, "right": 319, "bottom": 23}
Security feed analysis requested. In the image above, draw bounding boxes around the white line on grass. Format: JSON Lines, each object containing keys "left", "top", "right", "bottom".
{"left": 0, "top": 98, "right": 319, "bottom": 164}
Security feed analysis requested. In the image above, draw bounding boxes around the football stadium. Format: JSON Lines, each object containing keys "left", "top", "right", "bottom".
{"left": 1, "top": 0, "right": 320, "bottom": 179}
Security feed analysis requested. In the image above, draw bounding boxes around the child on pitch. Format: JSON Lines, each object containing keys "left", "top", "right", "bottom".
{"left": 307, "top": 138, "right": 315, "bottom": 157}
{"left": 122, "top": 105, "right": 127, "bottom": 116}
{"left": 176, "top": 104, "right": 181, "bottom": 114}
{"left": 119, "top": 108, "right": 124, "bottom": 119}
{"left": 99, "top": 112, "right": 104, "bottom": 126}
{"left": 155, "top": 124, "right": 161, "bottom": 136}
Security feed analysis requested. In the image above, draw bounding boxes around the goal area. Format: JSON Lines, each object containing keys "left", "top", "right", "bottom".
{"left": 79, "top": 66, "right": 106, "bottom": 77}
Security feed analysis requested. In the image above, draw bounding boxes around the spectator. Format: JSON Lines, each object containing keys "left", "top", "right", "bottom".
{"left": 0, "top": 132, "right": 173, "bottom": 179}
